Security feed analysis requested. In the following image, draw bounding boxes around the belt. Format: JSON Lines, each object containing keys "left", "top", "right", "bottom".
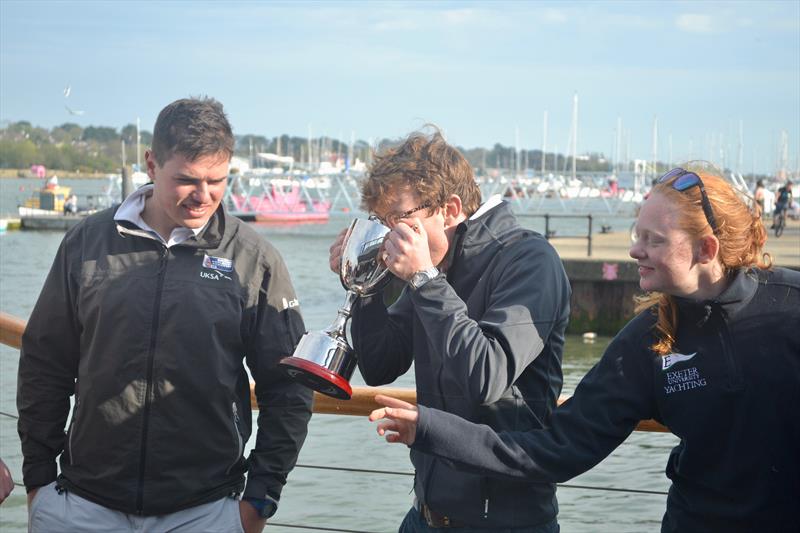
{"left": 419, "top": 503, "right": 467, "bottom": 528}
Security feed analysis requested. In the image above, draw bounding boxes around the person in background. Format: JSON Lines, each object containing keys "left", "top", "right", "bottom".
{"left": 370, "top": 167, "right": 800, "bottom": 533}
{"left": 772, "top": 180, "right": 793, "bottom": 227}
{"left": 18, "top": 97, "right": 312, "bottom": 532}
{"left": 0, "top": 458, "right": 13, "bottom": 503}
{"left": 753, "top": 179, "right": 765, "bottom": 216}
{"left": 63, "top": 193, "right": 78, "bottom": 214}
{"left": 329, "top": 127, "right": 571, "bottom": 531}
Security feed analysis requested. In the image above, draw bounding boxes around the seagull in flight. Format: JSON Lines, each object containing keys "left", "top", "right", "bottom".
{"left": 63, "top": 84, "right": 71, "bottom": 98}
{"left": 65, "top": 105, "right": 84, "bottom": 116}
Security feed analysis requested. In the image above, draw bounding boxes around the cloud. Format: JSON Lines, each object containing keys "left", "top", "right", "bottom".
{"left": 675, "top": 13, "right": 715, "bottom": 34}
{"left": 442, "top": 8, "right": 478, "bottom": 27}
{"left": 542, "top": 8, "right": 568, "bottom": 24}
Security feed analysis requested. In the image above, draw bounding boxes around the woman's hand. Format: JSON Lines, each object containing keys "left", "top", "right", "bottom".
{"left": 369, "top": 394, "right": 419, "bottom": 445}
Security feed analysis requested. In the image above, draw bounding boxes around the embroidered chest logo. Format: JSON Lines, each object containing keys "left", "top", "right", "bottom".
{"left": 201, "top": 254, "right": 233, "bottom": 281}
{"left": 662, "top": 351, "right": 696, "bottom": 371}
{"left": 664, "top": 367, "right": 707, "bottom": 394}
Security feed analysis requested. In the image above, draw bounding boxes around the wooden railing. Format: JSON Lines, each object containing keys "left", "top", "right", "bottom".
{"left": 0, "top": 312, "right": 667, "bottom": 432}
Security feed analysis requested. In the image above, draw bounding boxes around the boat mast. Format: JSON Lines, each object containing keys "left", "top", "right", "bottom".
{"left": 136, "top": 117, "right": 141, "bottom": 171}
{"left": 541, "top": 110, "right": 548, "bottom": 176}
{"left": 571, "top": 92, "right": 578, "bottom": 182}
{"left": 668, "top": 133, "right": 673, "bottom": 170}
{"left": 615, "top": 116, "right": 621, "bottom": 175}
{"left": 651, "top": 115, "right": 658, "bottom": 179}
{"left": 349, "top": 131, "right": 355, "bottom": 171}
{"left": 738, "top": 120, "right": 744, "bottom": 175}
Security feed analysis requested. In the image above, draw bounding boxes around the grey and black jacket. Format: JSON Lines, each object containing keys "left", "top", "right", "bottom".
{"left": 412, "top": 267, "right": 800, "bottom": 532}
{"left": 352, "top": 200, "right": 571, "bottom": 527}
{"left": 17, "top": 205, "right": 313, "bottom": 515}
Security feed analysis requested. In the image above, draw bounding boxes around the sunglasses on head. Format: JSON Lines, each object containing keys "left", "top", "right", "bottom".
{"left": 657, "top": 168, "right": 718, "bottom": 234}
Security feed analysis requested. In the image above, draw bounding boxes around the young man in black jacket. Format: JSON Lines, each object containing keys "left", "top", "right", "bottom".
{"left": 329, "top": 128, "right": 571, "bottom": 530}
{"left": 18, "top": 98, "right": 312, "bottom": 532}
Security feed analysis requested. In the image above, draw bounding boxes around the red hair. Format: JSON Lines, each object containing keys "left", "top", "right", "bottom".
{"left": 635, "top": 168, "right": 771, "bottom": 355}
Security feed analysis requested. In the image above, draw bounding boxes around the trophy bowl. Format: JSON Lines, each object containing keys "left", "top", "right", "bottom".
{"left": 279, "top": 218, "right": 393, "bottom": 399}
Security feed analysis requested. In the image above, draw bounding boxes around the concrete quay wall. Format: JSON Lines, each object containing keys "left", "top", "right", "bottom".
{"left": 561, "top": 259, "right": 641, "bottom": 335}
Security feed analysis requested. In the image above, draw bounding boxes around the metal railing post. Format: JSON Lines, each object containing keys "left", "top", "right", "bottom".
{"left": 587, "top": 214, "right": 593, "bottom": 256}
{"left": 545, "top": 214, "right": 551, "bottom": 240}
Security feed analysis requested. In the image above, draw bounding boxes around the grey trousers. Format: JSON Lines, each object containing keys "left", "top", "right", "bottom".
{"left": 29, "top": 481, "right": 244, "bottom": 533}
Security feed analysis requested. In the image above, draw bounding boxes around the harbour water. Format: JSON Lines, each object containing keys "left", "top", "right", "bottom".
{"left": 0, "top": 179, "right": 676, "bottom": 532}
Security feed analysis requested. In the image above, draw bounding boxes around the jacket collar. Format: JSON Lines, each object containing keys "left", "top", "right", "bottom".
{"left": 674, "top": 268, "right": 760, "bottom": 325}
{"left": 115, "top": 203, "right": 226, "bottom": 250}
{"left": 445, "top": 197, "right": 519, "bottom": 283}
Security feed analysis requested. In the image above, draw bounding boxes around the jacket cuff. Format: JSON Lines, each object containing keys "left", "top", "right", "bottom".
{"left": 412, "top": 405, "right": 433, "bottom": 450}
{"left": 242, "top": 477, "right": 280, "bottom": 513}
{"left": 23, "top": 461, "right": 58, "bottom": 492}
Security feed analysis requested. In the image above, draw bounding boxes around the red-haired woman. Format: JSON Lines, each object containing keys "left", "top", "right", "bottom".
{"left": 370, "top": 168, "right": 800, "bottom": 533}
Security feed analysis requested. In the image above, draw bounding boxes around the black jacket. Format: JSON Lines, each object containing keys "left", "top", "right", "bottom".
{"left": 352, "top": 200, "right": 571, "bottom": 527}
{"left": 17, "top": 204, "right": 313, "bottom": 515}
{"left": 413, "top": 267, "right": 800, "bottom": 532}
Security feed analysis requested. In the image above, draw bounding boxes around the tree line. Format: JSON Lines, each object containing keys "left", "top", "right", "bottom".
{"left": 0, "top": 120, "right": 612, "bottom": 175}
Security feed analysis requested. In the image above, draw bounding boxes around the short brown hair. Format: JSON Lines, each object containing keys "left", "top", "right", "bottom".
{"left": 361, "top": 126, "right": 481, "bottom": 216}
{"left": 150, "top": 97, "right": 234, "bottom": 166}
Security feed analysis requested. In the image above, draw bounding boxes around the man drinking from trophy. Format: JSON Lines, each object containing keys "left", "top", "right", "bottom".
{"left": 328, "top": 126, "right": 571, "bottom": 531}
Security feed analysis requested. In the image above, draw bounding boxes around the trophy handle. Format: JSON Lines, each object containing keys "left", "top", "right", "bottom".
{"left": 338, "top": 219, "right": 358, "bottom": 290}
{"left": 360, "top": 265, "right": 392, "bottom": 296}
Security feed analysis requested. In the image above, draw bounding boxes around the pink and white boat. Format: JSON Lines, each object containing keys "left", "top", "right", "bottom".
{"left": 230, "top": 179, "right": 330, "bottom": 224}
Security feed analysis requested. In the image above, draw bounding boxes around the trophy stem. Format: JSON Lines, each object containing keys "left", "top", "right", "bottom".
{"left": 324, "top": 290, "right": 358, "bottom": 338}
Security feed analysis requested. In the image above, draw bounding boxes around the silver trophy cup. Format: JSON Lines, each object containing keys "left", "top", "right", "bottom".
{"left": 279, "top": 218, "right": 393, "bottom": 399}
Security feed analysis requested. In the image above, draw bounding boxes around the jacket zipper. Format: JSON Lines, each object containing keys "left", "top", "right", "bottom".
{"left": 717, "top": 313, "right": 744, "bottom": 390}
{"left": 226, "top": 402, "right": 244, "bottom": 475}
{"left": 135, "top": 245, "right": 169, "bottom": 513}
{"left": 67, "top": 395, "right": 79, "bottom": 465}
{"left": 421, "top": 327, "right": 448, "bottom": 512}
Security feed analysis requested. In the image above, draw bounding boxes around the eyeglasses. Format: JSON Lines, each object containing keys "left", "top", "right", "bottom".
{"left": 657, "top": 168, "right": 718, "bottom": 234}
{"left": 372, "top": 202, "right": 432, "bottom": 227}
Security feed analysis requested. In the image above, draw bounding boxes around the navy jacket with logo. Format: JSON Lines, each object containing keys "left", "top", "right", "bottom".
{"left": 413, "top": 267, "right": 800, "bottom": 532}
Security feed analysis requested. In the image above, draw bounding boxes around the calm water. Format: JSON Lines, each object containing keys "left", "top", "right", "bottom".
{"left": 0, "top": 180, "right": 674, "bottom": 532}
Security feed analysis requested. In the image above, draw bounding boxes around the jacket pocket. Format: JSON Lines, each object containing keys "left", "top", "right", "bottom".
{"left": 226, "top": 402, "right": 244, "bottom": 475}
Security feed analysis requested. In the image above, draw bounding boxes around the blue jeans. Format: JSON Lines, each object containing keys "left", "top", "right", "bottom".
{"left": 399, "top": 507, "right": 559, "bottom": 533}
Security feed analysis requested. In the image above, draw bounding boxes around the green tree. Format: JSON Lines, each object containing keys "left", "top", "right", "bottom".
{"left": 82, "top": 126, "right": 119, "bottom": 143}
{"left": 51, "top": 122, "right": 83, "bottom": 143}
{"left": 0, "top": 139, "right": 39, "bottom": 168}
